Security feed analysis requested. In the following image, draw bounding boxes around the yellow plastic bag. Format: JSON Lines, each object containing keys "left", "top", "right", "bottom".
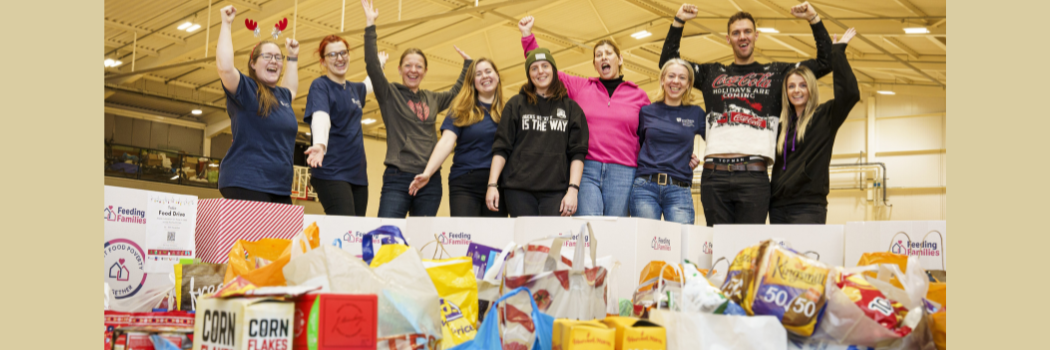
{"left": 931, "top": 309, "right": 946, "bottom": 350}
{"left": 369, "top": 244, "right": 411, "bottom": 268}
{"left": 223, "top": 223, "right": 319, "bottom": 287}
{"left": 423, "top": 256, "right": 479, "bottom": 348}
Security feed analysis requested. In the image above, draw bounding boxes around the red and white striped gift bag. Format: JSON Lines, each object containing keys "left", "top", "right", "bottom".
{"left": 195, "top": 199, "right": 304, "bottom": 263}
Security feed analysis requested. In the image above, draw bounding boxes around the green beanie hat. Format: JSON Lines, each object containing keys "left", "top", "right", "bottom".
{"left": 524, "top": 48, "right": 557, "bottom": 75}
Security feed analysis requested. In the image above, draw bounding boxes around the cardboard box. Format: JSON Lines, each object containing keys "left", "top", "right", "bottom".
{"left": 192, "top": 297, "right": 294, "bottom": 350}
{"left": 600, "top": 316, "right": 666, "bottom": 350}
{"left": 513, "top": 217, "right": 682, "bottom": 311}
{"left": 553, "top": 319, "right": 616, "bottom": 350}
{"left": 681, "top": 225, "right": 713, "bottom": 270}
{"left": 712, "top": 225, "right": 845, "bottom": 268}
{"left": 293, "top": 294, "right": 378, "bottom": 350}
{"left": 196, "top": 199, "right": 304, "bottom": 264}
{"left": 844, "top": 221, "right": 947, "bottom": 270}
{"left": 303, "top": 215, "right": 407, "bottom": 259}
{"left": 404, "top": 217, "right": 516, "bottom": 258}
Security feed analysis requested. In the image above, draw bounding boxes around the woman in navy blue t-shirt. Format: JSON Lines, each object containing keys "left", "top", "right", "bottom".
{"left": 301, "top": 35, "right": 388, "bottom": 216}
{"left": 215, "top": 5, "right": 300, "bottom": 204}
{"left": 631, "top": 58, "right": 706, "bottom": 224}
{"left": 408, "top": 58, "right": 508, "bottom": 217}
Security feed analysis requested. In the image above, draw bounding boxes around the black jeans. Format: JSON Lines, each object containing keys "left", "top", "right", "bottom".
{"left": 219, "top": 187, "right": 293, "bottom": 204}
{"left": 699, "top": 168, "right": 770, "bottom": 226}
{"left": 504, "top": 189, "right": 564, "bottom": 217}
{"left": 449, "top": 170, "right": 508, "bottom": 217}
{"left": 377, "top": 166, "right": 442, "bottom": 218}
{"left": 310, "top": 178, "right": 368, "bottom": 216}
{"left": 769, "top": 203, "right": 827, "bottom": 224}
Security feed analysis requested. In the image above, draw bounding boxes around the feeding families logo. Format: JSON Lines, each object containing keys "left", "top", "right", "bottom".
{"left": 104, "top": 238, "right": 147, "bottom": 299}
{"left": 104, "top": 205, "right": 147, "bottom": 224}
{"left": 702, "top": 241, "right": 713, "bottom": 254}
{"left": 334, "top": 229, "right": 381, "bottom": 248}
{"left": 888, "top": 231, "right": 943, "bottom": 257}
{"left": 651, "top": 236, "right": 672, "bottom": 251}
{"left": 439, "top": 232, "right": 472, "bottom": 246}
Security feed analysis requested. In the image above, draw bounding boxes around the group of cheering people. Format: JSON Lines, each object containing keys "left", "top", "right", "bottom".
{"left": 214, "top": 0, "right": 860, "bottom": 226}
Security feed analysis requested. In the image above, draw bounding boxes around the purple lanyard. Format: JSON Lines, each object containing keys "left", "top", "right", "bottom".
{"left": 783, "top": 113, "right": 797, "bottom": 171}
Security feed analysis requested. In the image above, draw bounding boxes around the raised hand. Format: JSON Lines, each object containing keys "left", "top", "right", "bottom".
{"left": 518, "top": 16, "right": 535, "bottom": 37}
{"left": 304, "top": 145, "right": 325, "bottom": 167}
{"left": 220, "top": 5, "right": 237, "bottom": 25}
{"left": 408, "top": 174, "right": 430, "bottom": 196}
{"left": 834, "top": 28, "right": 857, "bottom": 45}
{"left": 791, "top": 2, "right": 818, "bottom": 22}
{"left": 361, "top": 0, "right": 378, "bottom": 26}
{"left": 285, "top": 38, "right": 300, "bottom": 58}
{"left": 378, "top": 51, "right": 389, "bottom": 68}
{"left": 454, "top": 45, "right": 471, "bottom": 61}
{"left": 676, "top": 4, "right": 698, "bottom": 22}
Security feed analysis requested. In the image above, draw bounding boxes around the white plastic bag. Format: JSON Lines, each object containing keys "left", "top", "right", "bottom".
{"left": 650, "top": 308, "right": 787, "bottom": 350}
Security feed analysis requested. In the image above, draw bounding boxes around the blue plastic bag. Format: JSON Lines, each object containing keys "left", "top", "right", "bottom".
{"left": 448, "top": 287, "right": 553, "bottom": 350}
{"left": 148, "top": 334, "right": 182, "bottom": 350}
{"left": 361, "top": 225, "right": 409, "bottom": 265}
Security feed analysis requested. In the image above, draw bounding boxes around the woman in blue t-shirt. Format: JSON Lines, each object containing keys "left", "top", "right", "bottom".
{"left": 301, "top": 35, "right": 388, "bottom": 216}
{"left": 215, "top": 5, "right": 300, "bottom": 204}
{"left": 408, "top": 58, "right": 508, "bottom": 217}
{"left": 631, "top": 58, "right": 706, "bottom": 224}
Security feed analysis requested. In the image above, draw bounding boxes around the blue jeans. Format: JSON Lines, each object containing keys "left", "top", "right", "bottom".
{"left": 377, "top": 166, "right": 442, "bottom": 218}
{"left": 577, "top": 160, "right": 635, "bottom": 217}
{"left": 629, "top": 177, "right": 696, "bottom": 224}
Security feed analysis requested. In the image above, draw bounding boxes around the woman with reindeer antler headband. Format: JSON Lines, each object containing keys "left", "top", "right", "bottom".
{"left": 215, "top": 5, "right": 301, "bottom": 204}
{"left": 361, "top": 0, "right": 473, "bottom": 218}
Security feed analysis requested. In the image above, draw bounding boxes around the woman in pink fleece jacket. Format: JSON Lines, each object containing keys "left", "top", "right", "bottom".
{"left": 518, "top": 16, "right": 653, "bottom": 217}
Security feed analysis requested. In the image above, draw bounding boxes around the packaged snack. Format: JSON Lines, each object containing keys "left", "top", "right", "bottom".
{"left": 747, "top": 243, "right": 829, "bottom": 337}
{"left": 835, "top": 273, "right": 903, "bottom": 333}
{"left": 720, "top": 242, "right": 767, "bottom": 307}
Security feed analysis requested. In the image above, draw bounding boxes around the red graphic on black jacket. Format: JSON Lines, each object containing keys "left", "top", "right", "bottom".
{"left": 709, "top": 103, "right": 775, "bottom": 131}
{"left": 407, "top": 100, "right": 430, "bottom": 121}
{"left": 722, "top": 96, "right": 763, "bottom": 112}
{"left": 711, "top": 73, "right": 774, "bottom": 89}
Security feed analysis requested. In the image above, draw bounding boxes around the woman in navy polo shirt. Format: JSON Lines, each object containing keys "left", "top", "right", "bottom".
{"left": 631, "top": 58, "right": 706, "bottom": 224}
{"left": 302, "top": 35, "right": 388, "bottom": 216}
{"left": 214, "top": 5, "right": 300, "bottom": 204}
{"left": 408, "top": 58, "right": 508, "bottom": 217}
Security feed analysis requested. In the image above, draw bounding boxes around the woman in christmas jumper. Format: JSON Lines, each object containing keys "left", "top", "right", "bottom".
{"left": 770, "top": 28, "right": 860, "bottom": 224}
{"left": 409, "top": 58, "right": 509, "bottom": 217}
{"left": 486, "top": 48, "right": 589, "bottom": 217}
{"left": 214, "top": 5, "right": 300, "bottom": 204}
{"left": 361, "top": 0, "right": 472, "bottom": 218}
{"left": 302, "top": 34, "right": 389, "bottom": 216}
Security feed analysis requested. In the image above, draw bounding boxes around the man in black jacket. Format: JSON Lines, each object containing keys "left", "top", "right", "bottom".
{"left": 660, "top": 2, "right": 833, "bottom": 226}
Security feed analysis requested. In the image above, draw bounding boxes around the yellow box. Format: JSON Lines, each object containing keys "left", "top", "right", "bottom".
{"left": 600, "top": 316, "right": 667, "bottom": 350}
{"left": 553, "top": 319, "right": 615, "bottom": 350}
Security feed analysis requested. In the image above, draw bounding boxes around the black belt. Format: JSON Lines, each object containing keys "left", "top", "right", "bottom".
{"left": 640, "top": 173, "right": 691, "bottom": 188}
{"left": 703, "top": 157, "right": 767, "bottom": 172}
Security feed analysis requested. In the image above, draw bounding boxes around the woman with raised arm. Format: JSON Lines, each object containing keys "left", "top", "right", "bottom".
{"left": 770, "top": 28, "right": 860, "bottom": 224}
{"left": 408, "top": 58, "right": 509, "bottom": 217}
{"left": 631, "top": 59, "right": 707, "bottom": 224}
{"left": 517, "top": 16, "right": 658, "bottom": 218}
{"left": 486, "top": 48, "right": 588, "bottom": 217}
{"left": 302, "top": 34, "right": 389, "bottom": 216}
{"left": 360, "top": 0, "right": 473, "bottom": 218}
{"left": 214, "top": 5, "right": 300, "bottom": 204}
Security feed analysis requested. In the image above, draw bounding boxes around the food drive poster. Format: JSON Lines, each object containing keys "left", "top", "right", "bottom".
{"left": 145, "top": 192, "right": 197, "bottom": 273}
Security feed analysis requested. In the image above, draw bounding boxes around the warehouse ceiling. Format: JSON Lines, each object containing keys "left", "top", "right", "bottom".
{"left": 104, "top": 0, "right": 946, "bottom": 141}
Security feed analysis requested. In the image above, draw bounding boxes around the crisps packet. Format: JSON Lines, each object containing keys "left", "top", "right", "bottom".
{"left": 748, "top": 243, "right": 829, "bottom": 337}
{"left": 836, "top": 272, "right": 907, "bottom": 335}
{"left": 720, "top": 241, "right": 769, "bottom": 308}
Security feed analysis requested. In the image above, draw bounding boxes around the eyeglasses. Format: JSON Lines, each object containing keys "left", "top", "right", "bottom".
{"left": 258, "top": 53, "right": 284, "bottom": 62}
{"left": 325, "top": 50, "right": 349, "bottom": 59}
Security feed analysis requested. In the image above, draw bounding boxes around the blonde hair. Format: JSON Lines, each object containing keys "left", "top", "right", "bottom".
{"left": 450, "top": 58, "right": 504, "bottom": 127}
{"left": 777, "top": 66, "right": 820, "bottom": 154}
{"left": 654, "top": 59, "right": 694, "bottom": 106}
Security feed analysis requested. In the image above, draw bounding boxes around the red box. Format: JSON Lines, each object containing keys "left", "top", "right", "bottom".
{"left": 195, "top": 198, "right": 304, "bottom": 263}
{"left": 294, "top": 294, "right": 378, "bottom": 350}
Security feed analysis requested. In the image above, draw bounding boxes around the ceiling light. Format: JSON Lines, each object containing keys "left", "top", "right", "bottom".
{"left": 113, "top": 60, "right": 123, "bottom": 67}
{"left": 305, "top": 132, "right": 311, "bottom": 136}
{"left": 877, "top": 90, "right": 895, "bottom": 95}
{"left": 191, "top": 109, "right": 203, "bottom": 115}
{"left": 104, "top": 58, "right": 115, "bottom": 67}
{"left": 361, "top": 118, "right": 376, "bottom": 125}
{"left": 187, "top": 24, "right": 202, "bottom": 32}
{"left": 630, "top": 30, "right": 652, "bottom": 39}
{"left": 757, "top": 27, "right": 779, "bottom": 33}
{"left": 903, "top": 27, "right": 929, "bottom": 34}
{"left": 170, "top": 175, "right": 180, "bottom": 180}
{"left": 178, "top": 22, "right": 193, "bottom": 30}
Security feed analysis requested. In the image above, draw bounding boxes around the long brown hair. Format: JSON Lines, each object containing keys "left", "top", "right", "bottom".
{"left": 777, "top": 66, "right": 820, "bottom": 154}
{"left": 450, "top": 58, "right": 504, "bottom": 127}
{"left": 653, "top": 59, "right": 694, "bottom": 106}
{"left": 523, "top": 63, "right": 567, "bottom": 104}
{"left": 247, "top": 40, "right": 282, "bottom": 117}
